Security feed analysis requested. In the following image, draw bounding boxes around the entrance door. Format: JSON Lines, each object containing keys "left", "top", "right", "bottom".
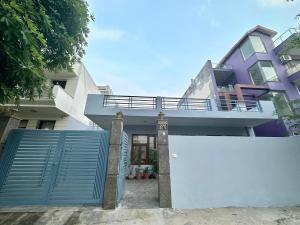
{"left": 131, "top": 144, "right": 148, "bottom": 165}
{"left": 131, "top": 135, "right": 157, "bottom": 165}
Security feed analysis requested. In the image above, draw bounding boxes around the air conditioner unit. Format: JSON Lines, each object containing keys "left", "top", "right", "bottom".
{"left": 279, "top": 55, "right": 292, "bottom": 64}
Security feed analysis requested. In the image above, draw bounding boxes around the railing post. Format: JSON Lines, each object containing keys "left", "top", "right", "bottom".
{"left": 156, "top": 96, "right": 163, "bottom": 111}
{"left": 156, "top": 112, "right": 172, "bottom": 208}
{"left": 211, "top": 99, "right": 218, "bottom": 111}
{"left": 103, "top": 112, "right": 124, "bottom": 209}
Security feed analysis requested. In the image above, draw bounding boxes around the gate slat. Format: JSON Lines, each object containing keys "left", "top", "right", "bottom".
{"left": 0, "top": 129, "right": 110, "bottom": 206}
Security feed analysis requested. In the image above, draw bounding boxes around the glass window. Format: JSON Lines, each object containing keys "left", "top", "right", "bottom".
{"left": 131, "top": 135, "right": 157, "bottom": 165}
{"left": 249, "top": 36, "right": 267, "bottom": 53}
{"left": 52, "top": 80, "right": 67, "bottom": 89}
{"left": 260, "top": 92, "right": 293, "bottom": 116}
{"left": 240, "top": 35, "right": 266, "bottom": 60}
{"left": 37, "top": 120, "right": 56, "bottom": 130}
{"left": 18, "top": 120, "right": 28, "bottom": 129}
{"left": 248, "top": 61, "right": 278, "bottom": 85}
{"left": 133, "top": 135, "right": 147, "bottom": 144}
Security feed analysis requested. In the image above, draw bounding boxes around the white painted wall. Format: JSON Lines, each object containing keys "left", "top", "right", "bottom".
{"left": 169, "top": 135, "right": 300, "bottom": 209}
{"left": 19, "top": 63, "right": 101, "bottom": 130}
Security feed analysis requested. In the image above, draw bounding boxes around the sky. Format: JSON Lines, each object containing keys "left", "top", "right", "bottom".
{"left": 83, "top": 0, "right": 300, "bottom": 97}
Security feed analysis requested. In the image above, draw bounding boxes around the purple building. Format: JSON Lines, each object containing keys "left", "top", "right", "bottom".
{"left": 183, "top": 25, "right": 300, "bottom": 136}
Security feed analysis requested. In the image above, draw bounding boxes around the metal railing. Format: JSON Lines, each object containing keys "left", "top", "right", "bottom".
{"left": 211, "top": 62, "right": 233, "bottom": 70}
{"left": 162, "top": 97, "right": 212, "bottom": 111}
{"left": 103, "top": 95, "right": 156, "bottom": 109}
{"left": 103, "top": 95, "right": 263, "bottom": 113}
{"left": 273, "top": 28, "right": 298, "bottom": 47}
{"left": 287, "top": 63, "right": 300, "bottom": 76}
{"left": 216, "top": 99, "right": 262, "bottom": 112}
{"left": 217, "top": 85, "right": 235, "bottom": 92}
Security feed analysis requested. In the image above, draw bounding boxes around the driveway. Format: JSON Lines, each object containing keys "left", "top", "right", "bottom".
{"left": 0, "top": 206, "right": 299, "bottom": 225}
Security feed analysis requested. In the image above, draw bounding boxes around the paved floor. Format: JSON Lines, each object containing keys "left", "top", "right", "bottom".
{"left": 0, "top": 206, "right": 300, "bottom": 225}
{"left": 120, "top": 179, "right": 159, "bottom": 209}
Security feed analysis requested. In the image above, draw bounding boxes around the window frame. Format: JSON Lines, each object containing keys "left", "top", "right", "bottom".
{"left": 240, "top": 35, "right": 268, "bottom": 61}
{"left": 36, "top": 120, "right": 56, "bottom": 130}
{"left": 52, "top": 80, "right": 67, "bottom": 89}
{"left": 248, "top": 60, "right": 279, "bottom": 85}
{"left": 260, "top": 91, "right": 293, "bottom": 116}
{"left": 131, "top": 134, "right": 157, "bottom": 165}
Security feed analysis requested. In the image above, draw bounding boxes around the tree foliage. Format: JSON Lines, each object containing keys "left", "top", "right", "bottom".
{"left": 0, "top": 0, "right": 93, "bottom": 104}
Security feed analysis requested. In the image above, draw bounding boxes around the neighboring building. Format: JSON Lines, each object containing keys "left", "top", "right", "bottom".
{"left": 182, "top": 25, "right": 300, "bottom": 136}
{"left": 98, "top": 85, "right": 113, "bottom": 95}
{"left": 2, "top": 63, "right": 102, "bottom": 130}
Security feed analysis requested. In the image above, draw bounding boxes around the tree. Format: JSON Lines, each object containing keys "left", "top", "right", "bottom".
{"left": 0, "top": 0, "right": 93, "bottom": 104}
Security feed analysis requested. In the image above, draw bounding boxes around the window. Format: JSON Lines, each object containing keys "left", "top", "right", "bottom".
{"left": 248, "top": 61, "right": 279, "bottom": 85}
{"left": 18, "top": 120, "right": 28, "bottom": 129}
{"left": 52, "top": 80, "right": 66, "bottom": 89}
{"left": 240, "top": 35, "right": 267, "bottom": 60}
{"left": 37, "top": 120, "right": 56, "bottom": 130}
{"left": 260, "top": 92, "right": 293, "bottom": 116}
{"left": 131, "top": 135, "right": 157, "bottom": 165}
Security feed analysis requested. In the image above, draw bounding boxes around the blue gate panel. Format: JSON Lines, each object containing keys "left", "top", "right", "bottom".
{"left": 0, "top": 129, "right": 110, "bottom": 206}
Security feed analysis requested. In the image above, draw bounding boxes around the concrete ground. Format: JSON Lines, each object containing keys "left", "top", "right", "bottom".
{"left": 0, "top": 206, "right": 300, "bottom": 225}
{"left": 120, "top": 179, "right": 158, "bottom": 208}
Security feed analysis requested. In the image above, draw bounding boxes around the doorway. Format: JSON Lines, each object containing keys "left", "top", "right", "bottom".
{"left": 120, "top": 134, "right": 158, "bottom": 208}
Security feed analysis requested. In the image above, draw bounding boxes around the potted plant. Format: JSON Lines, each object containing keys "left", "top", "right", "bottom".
{"left": 135, "top": 167, "right": 143, "bottom": 180}
{"left": 143, "top": 167, "right": 150, "bottom": 179}
{"left": 127, "top": 167, "right": 134, "bottom": 180}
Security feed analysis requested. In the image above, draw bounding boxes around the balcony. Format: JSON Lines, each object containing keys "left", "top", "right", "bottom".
{"left": 273, "top": 28, "right": 298, "bottom": 48}
{"left": 287, "top": 63, "right": 300, "bottom": 76}
{"left": 273, "top": 28, "right": 299, "bottom": 54}
{"left": 85, "top": 94, "right": 277, "bottom": 129}
{"left": 211, "top": 63, "right": 233, "bottom": 70}
{"left": 6, "top": 85, "right": 74, "bottom": 118}
{"left": 217, "top": 85, "right": 235, "bottom": 92}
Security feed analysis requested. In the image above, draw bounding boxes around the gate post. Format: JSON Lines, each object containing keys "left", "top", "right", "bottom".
{"left": 103, "top": 112, "right": 123, "bottom": 209}
{"left": 157, "top": 112, "right": 172, "bottom": 208}
{"left": 0, "top": 115, "right": 20, "bottom": 156}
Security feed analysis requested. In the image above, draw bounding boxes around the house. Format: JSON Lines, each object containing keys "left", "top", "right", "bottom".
{"left": 1, "top": 63, "right": 106, "bottom": 130}
{"left": 183, "top": 25, "right": 300, "bottom": 136}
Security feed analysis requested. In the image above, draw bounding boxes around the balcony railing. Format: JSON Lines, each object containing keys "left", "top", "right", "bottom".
{"left": 216, "top": 99, "right": 262, "bottom": 112}
{"left": 162, "top": 97, "right": 211, "bottom": 110}
{"left": 273, "top": 28, "right": 298, "bottom": 47}
{"left": 217, "top": 85, "right": 235, "bottom": 92}
{"left": 103, "top": 95, "right": 263, "bottom": 112}
{"left": 287, "top": 63, "right": 300, "bottom": 76}
{"left": 211, "top": 63, "right": 233, "bottom": 70}
{"left": 103, "top": 95, "right": 156, "bottom": 109}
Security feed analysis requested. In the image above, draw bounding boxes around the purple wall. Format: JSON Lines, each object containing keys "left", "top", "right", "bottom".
{"left": 219, "top": 30, "right": 300, "bottom": 137}
{"left": 223, "top": 31, "right": 300, "bottom": 100}
{"left": 254, "top": 120, "right": 289, "bottom": 137}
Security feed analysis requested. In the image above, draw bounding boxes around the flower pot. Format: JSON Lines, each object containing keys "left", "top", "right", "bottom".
{"left": 143, "top": 172, "right": 150, "bottom": 179}
{"left": 135, "top": 172, "right": 142, "bottom": 180}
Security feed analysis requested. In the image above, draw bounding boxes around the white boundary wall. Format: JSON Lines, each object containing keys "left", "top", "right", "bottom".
{"left": 169, "top": 136, "right": 300, "bottom": 209}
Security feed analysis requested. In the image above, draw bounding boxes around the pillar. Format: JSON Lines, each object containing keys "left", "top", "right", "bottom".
{"left": 247, "top": 127, "right": 256, "bottom": 137}
{"left": 0, "top": 116, "right": 20, "bottom": 156}
{"left": 157, "top": 112, "right": 172, "bottom": 208}
{"left": 103, "top": 112, "right": 123, "bottom": 209}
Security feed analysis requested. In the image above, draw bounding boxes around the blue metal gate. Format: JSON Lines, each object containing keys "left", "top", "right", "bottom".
{"left": 0, "top": 129, "right": 110, "bottom": 206}
{"left": 117, "top": 132, "right": 128, "bottom": 201}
